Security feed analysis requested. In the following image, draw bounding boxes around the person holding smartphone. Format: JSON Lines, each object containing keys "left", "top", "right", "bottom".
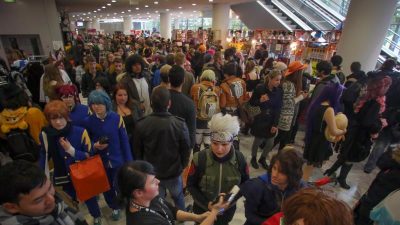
{"left": 83, "top": 90, "right": 133, "bottom": 221}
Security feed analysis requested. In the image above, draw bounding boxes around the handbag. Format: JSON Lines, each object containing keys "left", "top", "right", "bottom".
{"left": 244, "top": 101, "right": 261, "bottom": 118}
{"left": 69, "top": 154, "right": 110, "bottom": 202}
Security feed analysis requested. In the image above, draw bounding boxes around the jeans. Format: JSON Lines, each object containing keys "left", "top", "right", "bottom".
{"left": 251, "top": 136, "right": 275, "bottom": 158}
{"left": 364, "top": 128, "right": 392, "bottom": 172}
{"left": 159, "top": 175, "right": 185, "bottom": 210}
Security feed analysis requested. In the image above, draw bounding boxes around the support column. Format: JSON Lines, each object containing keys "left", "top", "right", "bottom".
{"left": 212, "top": 3, "right": 230, "bottom": 48}
{"left": 160, "top": 12, "right": 172, "bottom": 39}
{"left": 123, "top": 17, "right": 132, "bottom": 35}
{"left": 93, "top": 18, "right": 101, "bottom": 32}
{"left": 336, "top": 0, "right": 397, "bottom": 74}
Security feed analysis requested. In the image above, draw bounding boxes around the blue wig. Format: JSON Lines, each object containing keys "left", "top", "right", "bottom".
{"left": 305, "top": 82, "right": 345, "bottom": 144}
{"left": 88, "top": 90, "right": 112, "bottom": 112}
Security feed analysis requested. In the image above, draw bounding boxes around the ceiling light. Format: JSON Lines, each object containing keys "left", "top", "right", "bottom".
{"left": 166, "top": 9, "right": 170, "bottom": 11}
{"left": 180, "top": 12, "right": 183, "bottom": 14}
{"left": 93, "top": 10, "right": 97, "bottom": 12}
{"left": 178, "top": 6, "right": 182, "bottom": 9}
{"left": 178, "top": 15, "right": 181, "bottom": 17}
{"left": 113, "top": 16, "right": 116, "bottom": 18}
{"left": 154, "top": 1, "right": 158, "bottom": 4}
{"left": 209, "top": 0, "right": 213, "bottom": 2}
{"left": 137, "top": 13, "right": 140, "bottom": 15}
{"left": 155, "top": 10, "right": 158, "bottom": 13}
{"left": 72, "top": 15, "right": 75, "bottom": 17}
{"left": 97, "top": 8, "right": 101, "bottom": 10}
{"left": 136, "top": 7, "right": 139, "bottom": 10}
{"left": 121, "top": 11, "right": 125, "bottom": 13}
{"left": 114, "top": 12, "right": 117, "bottom": 15}
{"left": 102, "top": 6, "right": 106, "bottom": 8}
{"left": 107, "top": 14, "right": 110, "bottom": 16}
{"left": 147, "top": 12, "right": 150, "bottom": 14}
{"left": 128, "top": 9, "right": 131, "bottom": 12}
{"left": 87, "top": 17, "right": 89, "bottom": 18}
{"left": 145, "top": 5, "right": 149, "bottom": 7}
{"left": 193, "top": 10, "right": 197, "bottom": 12}
{"left": 80, "top": 17, "right": 83, "bottom": 19}
{"left": 100, "top": 15, "right": 102, "bottom": 17}
{"left": 88, "top": 12, "right": 91, "bottom": 14}
{"left": 112, "top": 0, "right": 116, "bottom": 2}
{"left": 192, "top": 3, "right": 196, "bottom": 6}
{"left": 120, "top": 16, "right": 123, "bottom": 17}
{"left": 83, "top": 13, "right": 86, "bottom": 15}
{"left": 190, "top": 14, "right": 193, "bottom": 16}
{"left": 107, "top": 3, "right": 111, "bottom": 6}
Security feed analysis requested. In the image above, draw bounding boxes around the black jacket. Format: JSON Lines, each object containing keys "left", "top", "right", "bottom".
{"left": 134, "top": 112, "right": 191, "bottom": 179}
{"left": 81, "top": 71, "right": 105, "bottom": 97}
{"left": 119, "top": 71, "right": 152, "bottom": 103}
{"left": 355, "top": 148, "right": 400, "bottom": 225}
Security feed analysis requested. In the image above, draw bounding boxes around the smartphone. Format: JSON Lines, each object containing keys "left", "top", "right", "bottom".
{"left": 98, "top": 136, "right": 109, "bottom": 145}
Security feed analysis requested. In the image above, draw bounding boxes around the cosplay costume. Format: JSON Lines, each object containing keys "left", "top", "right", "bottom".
{"left": 39, "top": 123, "right": 101, "bottom": 218}
{"left": 82, "top": 111, "right": 133, "bottom": 210}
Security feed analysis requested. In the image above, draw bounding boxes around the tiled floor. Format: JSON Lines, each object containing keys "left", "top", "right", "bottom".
{"left": 79, "top": 128, "right": 379, "bottom": 225}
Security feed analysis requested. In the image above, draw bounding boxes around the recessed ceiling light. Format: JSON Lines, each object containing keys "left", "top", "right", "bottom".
{"left": 192, "top": 3, "right": 196, "bottom": 6}
{"left": 121, "top": 11, "right": 125, "bottom": 13}
{"left": 113, "top": 16, "right": 116, "bottom": 18}
{"left": 146, "top": 12, "right": 150, "bottom": 14}
{"left": 128, "top": 9, "right": 131, "bottom": 12}
{"left": 107, "top": 14, "right": 110, "bottom": 16}
{"left": 97, "top": 8, "right": 101, "bottom": 10}
{"left": 120, "top": 16, "right": 123, "bottom": 17}
{"left": 93, "top": 10, "right": 97, "bottom": 12}
{"left": 193, "top": 10, "right": 197, "bottom": 12}
{"left": 107, "top": 3, "right": 111, "bottom": 6}
{"left": 83, "top": 13, "right": 86, "bottom": 15}
{"left": 102, "top": 6, "right": 106, "bottom": 8}
{"left": 178, "top": 6, "right": 182, "bottom": 9}
{"left": 145, "top": 5, "right": 149, "bottom": 7}
{"left": 100, "top": 15, "right": 102, "bottom": 17}
{"left": 72, "top": 15, "right": 75, "bottom": 17}
{"left": 137, "top": 13, "right": 140, "bottom": 15}
{"left": 155, "top": 10, "right": 158, "bottom": 13}
{"left": 88, "top": 12, "right": 91, "bottom": 14}
{"left": 114, "top": 12, "right": 117, "bottom": 15}
{"left": 136, "top": 7, "right": 139, "bottom": 10}
{"left": 209, "top": 0, "right": 213, "bottom": 2}
{"left": 87, "top": 16, "right": 89, "bottom": 18}
{"left": 154, "top": 1, "right": 158, "bottom": 4}
{"left": 112, "top": 0, "right": 116, "bottom": 2}
{"left": 94, "top": 16, "right": 96, "bottom": 18}
{"left": 80, "top": 17, "right": 83, "bottom": 19}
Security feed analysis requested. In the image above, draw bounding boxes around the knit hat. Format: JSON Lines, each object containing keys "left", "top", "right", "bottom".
{"left": 285, "top": 61, "right": 307, "bottom": 77}
{"left": 273, "top": 61, "right": 288, "bottom": 72}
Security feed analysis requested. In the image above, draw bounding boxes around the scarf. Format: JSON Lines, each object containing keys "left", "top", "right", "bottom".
{"left": 0, "top": 195, "right": 87, "bottom": 225}
{"left": 42, "top": 123, "right": 73, "bottom": 185}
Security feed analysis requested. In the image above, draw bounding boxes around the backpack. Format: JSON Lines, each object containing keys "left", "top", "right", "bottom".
{"left": 341, "top": 78, "right": 367, "bottom": 109}
{"left": 5, "top": 128, "right": 40, "bottom": 162}
{"left": 196, "top": 149, "right": 247, "bottom": 180}
{"left": 228, "top": 80, "right": 244, "bottom": 99}
{"left": 197, "top": 85, "right": 220, "bottom": 120}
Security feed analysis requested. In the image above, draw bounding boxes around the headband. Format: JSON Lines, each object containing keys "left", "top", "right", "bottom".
{"left": 211, "top": 132, "right": 234, "bottom": 143}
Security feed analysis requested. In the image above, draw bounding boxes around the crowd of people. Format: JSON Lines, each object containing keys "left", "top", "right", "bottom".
{"left": 0, "top": 32, "right": 399, "bottom": 225}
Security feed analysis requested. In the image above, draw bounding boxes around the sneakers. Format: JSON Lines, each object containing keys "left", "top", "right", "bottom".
{"left": 93, "top": 217, "right": 102, "bottom": 225}
{"left": 111, "top": 209, "right": 121, "bottom": 221}
{"left": 250, "top": 157, "right": 259, "bottom": 169}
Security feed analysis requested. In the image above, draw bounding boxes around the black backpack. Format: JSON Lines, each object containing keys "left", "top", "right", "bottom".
{"left": 5, "top": 128, "right": 40, "bottom": 162}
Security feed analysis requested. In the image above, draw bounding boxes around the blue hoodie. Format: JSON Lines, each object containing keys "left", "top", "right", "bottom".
{"left": 240, "top": 173, "right": 306, "bottom": 225}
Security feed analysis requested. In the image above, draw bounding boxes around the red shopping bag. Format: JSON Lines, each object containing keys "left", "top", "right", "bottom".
{"left": 69, "top": 155, "right": 110, "bottom": 201}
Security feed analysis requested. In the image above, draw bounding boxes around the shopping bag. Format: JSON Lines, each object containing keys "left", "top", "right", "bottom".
{"left": 69, "top": 155, "right": 110, "bottom": 202}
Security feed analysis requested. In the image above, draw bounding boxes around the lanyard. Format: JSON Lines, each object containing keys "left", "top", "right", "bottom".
{"left": 130, "top": 199, "right": 173, "bottom": 225}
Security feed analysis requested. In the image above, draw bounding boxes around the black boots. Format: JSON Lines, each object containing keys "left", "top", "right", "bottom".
{"left": 250, "top": 157, "right": 259, "bottom": 169}
{"left": 250, "top": 156, "right": 269, "bottom": 170}
{"left": 337, "top": 163, "right": 353, "bottom": 189}
{"left": 258, "top": 157, "right": 269, "bottom": 170}
{"left": 324, "top": 160, "right": 343, "bottom": 177}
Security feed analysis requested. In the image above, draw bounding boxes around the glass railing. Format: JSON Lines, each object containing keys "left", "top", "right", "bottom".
{"left": 274, "top": 0, "right": 338, "bottom": 30}
{"left": 382, "top": 29, "right": 400, "bottom": 59}
{"left": 318, "top": 0, "right": 350, "bottom": 17}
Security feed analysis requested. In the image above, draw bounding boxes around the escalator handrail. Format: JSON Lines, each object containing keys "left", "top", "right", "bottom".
{"left": 311, "top": 0, "right": 346, "bottom": 22}
{"left": 267, "top": 0, "right": 313, "bottom": 30}
{"left": 314, "top": 0, "right": 348, "bottom": 19}
{"left": 303, "top": 0, "right": 340, "bottom": 27}
{"left": 271, "top": 0, "right": 318, "bottom": 30}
